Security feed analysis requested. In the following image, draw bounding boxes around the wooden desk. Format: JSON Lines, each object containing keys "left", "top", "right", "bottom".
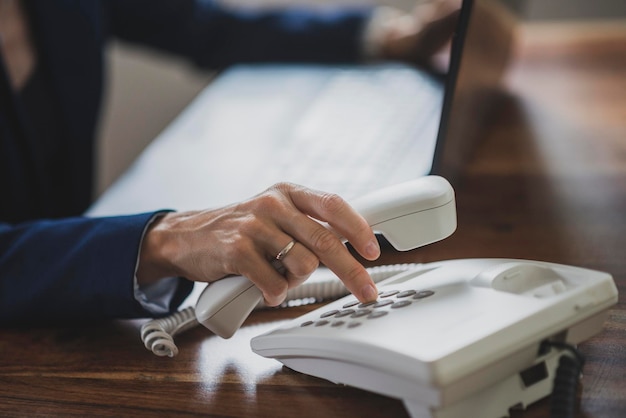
{"left": 1, "top": 23, "right": 625, "bottom": 417}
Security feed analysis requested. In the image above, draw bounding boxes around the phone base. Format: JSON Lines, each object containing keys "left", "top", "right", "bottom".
{"left": 252, "top": 259, "right": 617, "bottom": 418}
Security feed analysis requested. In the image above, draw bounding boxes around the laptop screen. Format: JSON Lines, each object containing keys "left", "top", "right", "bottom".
{"left": 431, "top": 0, "right": 475, "bottom": 184}
{"left": 432, "top": 0, "right": 514, "bottom": 185}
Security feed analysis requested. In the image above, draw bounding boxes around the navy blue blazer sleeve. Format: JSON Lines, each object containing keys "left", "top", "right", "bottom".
{"left": 107, "top": 0, "right": 371, "bottom": 68}
{"left": 0, "top": 213, "right": 193, "bottom": 326}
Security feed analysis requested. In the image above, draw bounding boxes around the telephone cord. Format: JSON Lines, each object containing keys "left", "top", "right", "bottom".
{"left": 140, "top": 306, "right": 198, "bottom": 357}
{"left": 542, "top": 341, "right": 585, "bottom": 418}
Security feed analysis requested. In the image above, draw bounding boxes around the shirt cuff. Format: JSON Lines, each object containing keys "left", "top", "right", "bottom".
{"left": 134, "top": 276, "right": 180, "bottom": 315}
{"left": 133, "top": 211, "right": 179, "bottom": 316}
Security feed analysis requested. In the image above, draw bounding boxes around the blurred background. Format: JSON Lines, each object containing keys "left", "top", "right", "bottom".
{"left": 95, "top": 0, "right": 626, "bottom": 196}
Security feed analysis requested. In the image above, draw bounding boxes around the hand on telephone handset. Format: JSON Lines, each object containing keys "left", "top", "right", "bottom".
{"left": 195, "top": 176, "right": 457, "bottom": 338}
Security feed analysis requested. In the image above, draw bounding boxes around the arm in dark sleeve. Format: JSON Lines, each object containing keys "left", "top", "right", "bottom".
{"left": 0, "top": 212, "right": 193, "bottom": 327}
{"left": 106, "top": 0, "right": 372, "bottom": 68}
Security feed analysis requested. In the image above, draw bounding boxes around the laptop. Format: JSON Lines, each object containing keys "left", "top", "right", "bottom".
{"left": 88, "top": 0, "right": 512, "bottom": 216}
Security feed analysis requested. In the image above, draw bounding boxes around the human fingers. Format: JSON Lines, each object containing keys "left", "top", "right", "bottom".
{"left": 145, "top": 207, "right": 317, "bottom": 306}
{"left": 270, "top": 238, "right": 320, "bottom": 290}
{"left": 238, "top": 185, "right": 373, "bottom": 304}
{"left": 194, "top": 203, "right": 320, "bottom": 305}
{"left": 233, "top": 246, "right": 293, "bottom": 307}
{"left": 279, "top": 184, "right": 380, "bottom": 261}
{"left": 270, "top": 183, "right": 380, "bottom": 303}
{"left": 138, "top": 185, "right": 377, "bottom": 305}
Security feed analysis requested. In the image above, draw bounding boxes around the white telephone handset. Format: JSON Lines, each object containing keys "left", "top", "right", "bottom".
{"left": 194, "top": 175, "right": 457, "bottom": 338}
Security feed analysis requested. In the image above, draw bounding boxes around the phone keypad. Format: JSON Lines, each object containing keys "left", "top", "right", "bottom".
{"left": 303, "top": 288, "right": 435, "bottom": 329}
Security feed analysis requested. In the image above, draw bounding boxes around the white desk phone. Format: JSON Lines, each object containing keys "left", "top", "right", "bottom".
{"left": 141, "top": 176, "right": 618, "bottom": 418}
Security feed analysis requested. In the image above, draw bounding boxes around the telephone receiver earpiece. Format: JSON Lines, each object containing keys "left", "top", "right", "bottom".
{"left": 195, "top": 175, "right": 457, "bottom": 338}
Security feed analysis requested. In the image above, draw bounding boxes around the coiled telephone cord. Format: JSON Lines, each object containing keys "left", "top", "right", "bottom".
{"left": 140, "top": 306, "right": 198, "bottom": 357}
{"left": 542, "top": 341, "right": 585, "bottom": 418}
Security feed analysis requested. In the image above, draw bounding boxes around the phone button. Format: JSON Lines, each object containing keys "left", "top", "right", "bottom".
{"left": 396, "top": 290, "right": 417, "bottom": 298}
{"left": 413, "top": 290, "right": 435, "bottom": 299}
{"left": 379, "top": 290, "right": 400, "bottom": 298}
{"left": 391, "top": 300, "right": 412, "bottom": 309}
{"left": 320, "top": 310, "right": 339, "bottom": 318}
{"left": 373, "top": 299, "right": 394, "bottom": 308}
{"left": 335, "top": 309, "right": 356, "bottom": 318}
{"left": 343, "top": 300, "right": 360, "bottom": 308}
{"left": 367, "top": 311, "right": 388, "bottom": 319}
{"left": 351, "top": 309, "right": 372, "bottom": 318}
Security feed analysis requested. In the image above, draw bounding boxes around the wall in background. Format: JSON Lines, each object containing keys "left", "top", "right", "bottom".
{"left": 95, "top": 43, "right": 212, "bottom": 195}
{"left": 500, "top": 0, "right": 626, "bottom": 20}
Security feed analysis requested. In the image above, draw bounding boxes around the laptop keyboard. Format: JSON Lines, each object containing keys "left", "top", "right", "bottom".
{"left": 88, "top": 65, "right": 447, "bottom": 216}
{"left": 266, "top": 67, "right": 444, "bottom": 198}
